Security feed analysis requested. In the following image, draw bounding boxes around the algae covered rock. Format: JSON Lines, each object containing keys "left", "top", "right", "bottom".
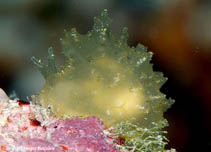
{"left": 0, "top": 90, "right": 120, "bottom": 152}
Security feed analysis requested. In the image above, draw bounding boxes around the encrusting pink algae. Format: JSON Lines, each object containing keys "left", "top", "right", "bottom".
{"left": 0, "top": 88, "right": 120, "bottom": 152}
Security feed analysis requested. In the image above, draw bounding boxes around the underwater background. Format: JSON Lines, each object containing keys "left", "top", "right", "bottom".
{"left": 0, "top": 0, "right": 210, "bottom": 151}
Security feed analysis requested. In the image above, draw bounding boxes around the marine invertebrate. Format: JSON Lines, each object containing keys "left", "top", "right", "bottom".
{"left": 32, "top": 9, "right": 175, "bottom": 151}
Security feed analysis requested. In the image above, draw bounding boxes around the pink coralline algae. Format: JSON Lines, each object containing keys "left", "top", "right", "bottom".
{"left": 0, "top": 89, "right": 119, "bottom": 152}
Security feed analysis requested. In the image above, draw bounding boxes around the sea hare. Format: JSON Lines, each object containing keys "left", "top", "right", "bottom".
{"left": 32, "top": 9, "right": 174, "bottom": 128}
{"left": 18, "top": 9, "right": 174, "bottom": 151}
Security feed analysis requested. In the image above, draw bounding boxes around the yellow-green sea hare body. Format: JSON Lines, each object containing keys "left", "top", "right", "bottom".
{"left": 41, "top": 56, "right": 147, "bottom": 125}
{"left": 33, "top": 9, "right": 173, "bottom": 127}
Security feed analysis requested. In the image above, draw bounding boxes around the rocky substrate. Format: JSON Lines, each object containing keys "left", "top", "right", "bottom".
{"left": 0, "top": 89, "right": 119, "bottom": 152}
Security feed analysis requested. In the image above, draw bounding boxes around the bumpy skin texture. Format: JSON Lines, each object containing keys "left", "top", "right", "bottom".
{"left": 32, "top": 9, "right": 174, "bottom": 128}
{"left": 0, "top": 89, "right": 119, "bottom": 152}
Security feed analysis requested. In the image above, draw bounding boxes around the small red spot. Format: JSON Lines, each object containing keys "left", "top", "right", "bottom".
{"left": 67, "top": 129, "right": 78, "bottom": 134}
{"left": 17, "top": 100, "right": 30, "bottom": 106}
{"left": 7, "top": 117, "right": 11, "bottom": 123}
{"left": 42, "top": 126, "right": 47, "bottom": 131}
{"left": 1, "top": 145, "right": 7, "bottom": 151}
{"left": 60, "top": 144, "right": 69, "bottom": 151}
{"left": 104, "top": 124, "right": 110, "bottom": 130}
{"left": 22, "top": 126, "right": 28, "bottom": 131}
{"left": 116, "top": 136, "right": 125, "bottom": 145}
{"left": 29, "top": 119, "right": 41, "bottom": 127}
